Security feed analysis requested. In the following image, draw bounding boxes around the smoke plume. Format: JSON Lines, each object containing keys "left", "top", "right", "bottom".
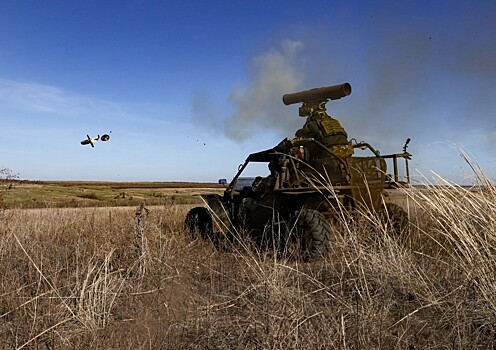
{"left": 225, "top": 40, "right": 305, "bottom": 141}
{"left": 193, "top": 7, "right": 496, "bottom": 168}
{"left": 192, "top": 40, "right": 306, "bottom": 142}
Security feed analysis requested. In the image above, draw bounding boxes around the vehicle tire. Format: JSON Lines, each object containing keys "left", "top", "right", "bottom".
{"left": 381, "top": 203, "right": 409, "bottom": 235}
{"left": 289, "top": 209, "right": 332, "bottom": 260}
{"left": 184, "top": 207, "right": 213, "bottom": 241}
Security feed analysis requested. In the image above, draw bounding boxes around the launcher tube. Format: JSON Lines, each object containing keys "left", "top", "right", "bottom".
{"left": 282, "top": 83, "right": 352, "bottom": 105}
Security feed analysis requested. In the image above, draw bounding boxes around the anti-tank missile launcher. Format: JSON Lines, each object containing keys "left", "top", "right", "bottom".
{"left": 184, "top": 82, "right": 412, "bottom": 261}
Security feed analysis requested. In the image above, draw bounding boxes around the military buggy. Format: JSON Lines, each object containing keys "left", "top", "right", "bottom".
{"left": 185, "top": 83, "right": 412, "bottom": 259}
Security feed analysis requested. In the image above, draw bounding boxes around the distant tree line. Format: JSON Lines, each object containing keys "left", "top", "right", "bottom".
{"left": 0, "top": 166, "right": 19, "bottom": 188}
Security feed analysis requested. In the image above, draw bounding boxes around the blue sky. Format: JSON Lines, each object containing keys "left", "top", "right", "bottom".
{"left": 0, "top": 1, "right": 495, "bottom": 183}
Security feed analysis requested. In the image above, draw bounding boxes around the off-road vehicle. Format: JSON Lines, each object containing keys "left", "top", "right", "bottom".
{"left": 185, "top": 83, "right": 411, "bottom": 259}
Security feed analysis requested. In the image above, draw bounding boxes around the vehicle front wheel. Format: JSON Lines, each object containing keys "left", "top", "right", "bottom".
{"left": 380, "top": 203, "right": 409, "bottom": 235}
{"left": 288, "top": 209, "right": 333, "bottom": 260}
{"left": 184, "top": 207, "right": 213, "bottom": 241}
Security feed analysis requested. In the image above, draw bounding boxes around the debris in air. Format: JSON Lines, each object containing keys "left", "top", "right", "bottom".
{"left": 80, "top": 132, "right": 111, "bottom": 147}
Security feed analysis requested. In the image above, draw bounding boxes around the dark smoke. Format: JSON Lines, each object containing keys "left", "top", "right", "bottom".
{"left": 193, "top": 5, "right": 496, "bottom": 162}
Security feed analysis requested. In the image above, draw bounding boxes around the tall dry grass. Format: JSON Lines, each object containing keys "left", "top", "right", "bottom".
{"left": 1, "top": 166, "right": 496, "bottom": 348}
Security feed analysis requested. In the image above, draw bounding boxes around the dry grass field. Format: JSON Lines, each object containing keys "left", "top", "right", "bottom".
{"left": 0, "top": 181, "right": 223, "bottom": 209}
{"left": 1, "top": 175, "right": 496, "bottom": 349}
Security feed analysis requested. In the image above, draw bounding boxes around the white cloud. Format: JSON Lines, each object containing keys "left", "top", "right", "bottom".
{"left": 0, "top": 78, "right": 128, "bottom": 117}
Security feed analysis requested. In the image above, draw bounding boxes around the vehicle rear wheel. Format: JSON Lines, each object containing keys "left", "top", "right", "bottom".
{"left": 289, "top": 209, "right": 332, "bottom": 260}
{"left": 184, "top": 207, "right": 213, "bottom": 241}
